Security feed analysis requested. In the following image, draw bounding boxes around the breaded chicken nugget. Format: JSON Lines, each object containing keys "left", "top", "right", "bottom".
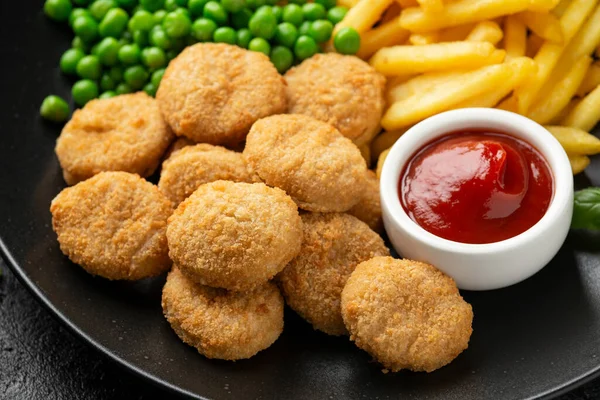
{"left": 162, "top": 136, "right": 196, "bottom": 160}
{"left": 347, "top": 170, "right": 384, "bottom": 233}
{"left": 156, "top": 43, "right": 287, "bottom": 145}
{"left": 55, "top": 92, "right": 174, "bottom": 185}
{"left": 243, "top": 114, "right": 368, "bottom": 212}
{"left": 167, "top": 181, "right": 302, "bottom": 291}
{"left": 50, "top": 172, "right": 173, "bottom": 280}
{"left": 162, "top": 266, "right": 284, "bottom": 360}
{"left": 285, "top": 53, "right": 386, "bottom": 147}
{"left": 341, "top": 257, "right": 473, "bottom": 373}
{"left": 278, "top": 213, "right": 389, "bottom": 336}
{"left": 158, "top": 144, "right": 258, "bottom": 206}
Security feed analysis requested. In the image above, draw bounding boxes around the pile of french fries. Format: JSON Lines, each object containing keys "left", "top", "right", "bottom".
{"left": 337, "top": 0, "right": 600, "bottom": 176}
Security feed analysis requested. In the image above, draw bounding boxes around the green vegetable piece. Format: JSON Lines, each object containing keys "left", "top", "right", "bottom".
{"left": 174, "top": 0, "right": 187, "bottom": 5}
{"left": 124, "top": 65, "right": 149, "bottom": 89}
{"left": 248, "top": 7, "right": 276, "bottom": 39}
{"left": 221, "top": 0, "right": 246, "bottom": 13}
{"left": 274, "top": 22, "right": 298, "bottom": 48}
{"left": 140, "top": 0, "right": 164, "bottom": 12}
{"left": 153, "top": 9, "right": 167, "bottom": 23}
{"left": 73, "top": 15, "right": 99, "bottom": 42}
{"left": 76, "top": 55, "right": 102, "bottom": 80}
{"left": 99, "top": 90, "right": 117, "bottom": 99}
{"left": 141, "top": 47, "right": 167, "bottom": 68}
{"left": 44, "top": 0, "right": 73, "bottom": 22}
{"left": 314, "top": 0, "right": 336, "bottom": 10}
{"left": 96, "top": 37, "right": 121, "bottom": 66}
{"left": 308, "top": 19, "right": 332, "bottom": 43}
{"left": 298, "top": 20, "right": 311, "bottom": 36}
{"left": 213, "top": 26, "right": 237, "bottom": 44}
{"left": 99, "top": 8, "right": 129, "bottom": 38}
{"left": 72, "top": 79, "right": 99, "bottom": 106}
{"left": 89, "top": 0, "right": 118, "bottom": 21}
{"left": 572, "top": 188, "right": 600, "bottom": 230}
{"left": 100, "top": 73, "right": 116, "bottom": 90}
{"left": 188, "top": 0, "right": 208, "bottom": 17}
{"left": 118, "top": 43, "right": 141, "bottom": 64}
{"left": 133, "top": 29, "right": 149, "bottom": 46}
{"left": 71, "top": 36, "right": 90, "bottom": 52}
{"left": 248, "top": 37, "right": 270, "bottom": 55}
{"left": 60, "top": 48, "right": 86, "bottom": 75}
{"left": 334, "top": 26, "right": 360, "bottom": 54}
{"left": 129, "top": 9, "right": 155, "bottom": 31}
{"left": 246, "top": 0, "right": 266, "bottom": 9}
{"left": 302, "top": 3, "right": 325, "bottom": 21}
{"left": 69, "top": 8, "right": 92, "bottom": 27}
{"left": 174, "top": 8, "right": 191, "bottom": 19}
{"left": 163, "top": 0, "right": 179, "bottom": 10}
{"left": 150, "top": 26, "right": 173, "bottom": 48}
{"left": 270, "top": 45, "right": 293, "bottom": 73}
{"left": 40, "top": 95, "right": 70, "bottom": 122}
{"left": 272, "top": 5, "right": 282, "bottom": 22}
{"left": 191, "top": 17, "right": 217, "bottom": 41}
{"left": 294, "top": 34, "right": 318, "bottom": 60}
{"left": 143, "top": 82, "right": 158, "bottom": 96}
{"left": 115, "top": 82, "right": 133, "bottom": 94}
{"left": 203, "top": 1, "right": 228, "bottom": 26}
{"left": 282, "top": 4, "right": 303, "bottom": 26}
{"left": 162, "top": 11, "right": 192, "bottom": 37}
{"left": 327, "top": 6, "right": 347, "bottom": 25}
{"left": 151, "top": 68, "right": 165, "bottom": 87}
{"left": 236, "top": 28, "right": 252, "bottom": 48}
{"left": 109, "top": 65, "right": 124, "bottom": 82}
{"left": 231, "top": 8, "right": 252, "bottom": 29}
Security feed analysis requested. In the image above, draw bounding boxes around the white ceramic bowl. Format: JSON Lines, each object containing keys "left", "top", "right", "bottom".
{"left": 380, "top": 108, "right": 574, "bottom": 291}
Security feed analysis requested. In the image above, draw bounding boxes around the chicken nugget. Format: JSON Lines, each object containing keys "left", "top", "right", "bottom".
{"left": 50, "top": 172, "right": 173, "bottom": 280}
{"left": 158, "top": 144, "right": 259, "bottom": 206}
{"left": 162, "top": 266, "right": 284, "bottom": 360}
{"left": 278, "top": 213, "right": 389, "bottom": 336}
{"left": 167, "top": 181, "right": 302, "bottom": 291}
{"left": 162, "top": 136, "right": 196, "bottom": 160}
{"left": 55, "top": 92, "right": 174, "bottom": 185}
{"left": 341, "top": 257, "right": 473, "bottom": 373}
{"left": 285, "top": 53, "right": 386, "bottom": 147}
{"left": 347, "top": 170, "right": 384, "bottom": 233}
{"left": 243, "top": 114, "right": 368, "bottom": 212}
{"left": 156, "top": 43, "right": 287, "bottom": 146}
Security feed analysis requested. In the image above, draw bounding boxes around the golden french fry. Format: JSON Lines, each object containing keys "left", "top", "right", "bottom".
{"left": 383, "top": 62, "right": 516, "bottom": 130}
{"left": 568, "top": 154, "right": 590, "bottom": 174}
{"left": 337, "top": 0, "right": 360, "bottom": 8}
{"left": 596, "top": 45, "right": 600, "bottom": 58}
{"left": 576, "top": 62, "right": 600, "bottom": 97}
{"left": 417, "top": 0, "right": 444, "bottom": 13}
{"left": 503, "top": 15, "right": 527, "bottom": 58}
{"left": 528, "top": 0, "right": 561, "bottom": 11}
{"left": 517, "top": 11, "right": 563, "bottom": 43}
{"left": 408, "top": 32, "right": 440, "bottom": 45}
{"left": 438, "top": 23, "right": 476, "bottom": 42}
{"left": 376, "top": 148, "right": 391, "bottom": 179}
{"left": 334, "top": 0, "right": 394, "bottom": 35}
{"left": 496, "top": 95, "right": 518, "bottom": 112}
{"left": 396, "top": 0, "right": 419, "bottom": 7}
{"left": 357, "top": 17, "right": 410, "bottom": 59}
{"left": 552, "top": 98, "right": 580, "bottom": 124}
{"left": 562, "top": 85, "right": 600, "bottom": 131}
{"left": 526, "top": 34, "right": 544, "bottom": 58}
{"left": 370, "top": 41, "right": 503, "bottom": 76}
{"left": 381, "top": 2, "right": 402, "bottom": 23}
{"left": 387, "top": 70, "right": 470, "bottom": 103}
{"left": 545, "top": 126, "right": 600, "bottom": 155}
{"left": 371, "top": 129, "right": 408, "bottom": 162}
{"left": 465, "top": 21, "right": 504, "bottom": 45}
{"left": 528, "top": 56, "right": 592, "bottom": 124}
{"left": 552, "top": 0, "right": 571, "bottom": 17}
{"left": 514, "top": 0, "right": 597, "bottom": 114}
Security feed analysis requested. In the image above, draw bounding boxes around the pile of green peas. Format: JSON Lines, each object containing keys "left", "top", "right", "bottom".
{"left": 41, "top": 0, "right": 360, "bottom": 122}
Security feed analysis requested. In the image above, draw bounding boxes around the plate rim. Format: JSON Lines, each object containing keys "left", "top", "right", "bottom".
{"left": 2, "top": 237, "right": 600, "bottom": 400}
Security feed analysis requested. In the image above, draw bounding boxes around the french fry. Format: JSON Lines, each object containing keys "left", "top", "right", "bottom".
{"left": 337, "top": 0, "right": 360, "bottom": 8}
{"left": 576, "top": 63, "right": 600, "bottom": 97}
{"left": 417, "top": 0, "right": 444, "bottom": 13}
{"left": 396, "top": 0, "right": 419, "bottom": 7}
{"left": 381, "top": 2, "right": 402, "bottom": 24}
{"left": 371, "top": 129, "right": 408, "bottom": 162}
{"left": 370, "top": 41, "right": 503, "bottom": 76}
{"left": 552, "top": 98, "right": 580, "bottom": 124}
{"left": 333, "top": 0, "right": 394, "bottom": 35}
{"left": 376, "top": 148, "right": 391, "bottom": 179}
{"left": 503, "top": 15, "right": 527, "bottom": 58}
{"left": 438, "top": 23, "right": 476, "bottom": 42}
{"left": 596, "top": 45, "right": 600, "bottom": 58}
{"left": 528, "top": 56, "right": 592, "bottom": 124}
{"left": 514, "top": 0, "right": 597, "bottom": 114}
{"left": 357, "top": 17, "right": 410, "bottom": 59}
{"left": 517, "top": 11, "right": 563, "bottom": 43}
{"left": 496, "top": 95, "right": 518, "bottom": 112}
{"left": 552, "top": 0, "right": 571, "bottom": 17}
{"left": 528, "top": 0, "right": 561, "bottom": 12}
{"left": 382, "top": 62, "right": 516, "bottom": 130}
{"left": 387, "top": 70, "right": 474, "bottom": 103}
{"left": 526, "top": 34, "right": 544, "bottom": 58}
{"left": 562, "top": 85, "right": 600, "bottom": 131}
{"left": 545, "top": 126, "right": 600, "bottom": 155}
{"left": 465, "top": 21, "right": 504, "bottom": 45}
{"left": 568, "top": 154, "right": 590, "bottom": 174}
{"left": 408, "top": 32, "right": 440, "bottom": 45}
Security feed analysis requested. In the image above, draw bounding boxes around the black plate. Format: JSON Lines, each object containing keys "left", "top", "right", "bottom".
{"left": 2, "top": 2, "right": 600, "bottom": 399}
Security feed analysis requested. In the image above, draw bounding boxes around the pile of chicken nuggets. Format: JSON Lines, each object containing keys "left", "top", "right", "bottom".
{"left": 50, "top": 43, "right": 473, "bottom": 373}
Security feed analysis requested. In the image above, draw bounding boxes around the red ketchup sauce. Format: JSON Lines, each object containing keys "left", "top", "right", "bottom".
{"left": 399, "top": 131, "right": 554, "bottom": 244}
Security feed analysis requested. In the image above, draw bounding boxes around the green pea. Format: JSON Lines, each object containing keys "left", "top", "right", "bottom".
{"left": 143, "top": 82, "right": 158, "bottom": 96}
{"left": 71, "top": 36, "right": 90, "bottom": 52}
{"left": 174, "top": 8, "right": 191, "bottom": 19}
{"left": 302, "top": 3, "right": 325, "bottom": 21}
{"left": 99, "top": 90, "right": 117, "bottom": 99}
{"left": 246, "top": 0, "right": 266, "bottom": 9}
{"left": 96, "top": 37, "right": 121, "bottom": 66}
{"left": 124, "top": 65, "right": 149, "bottom": 89}
{"left": 60, "top": 49, "right": 86, "bottom": 75}
{"left": 187, "top": 0, "right": 207, "bottom": 17}
{"left": 163, "top": 0, "right": 179, "bottom": 10}
{"left": 140, "top": 0, "right": 164, "bottom": 11}
{"left": 73, "top": 15, "right": 99, "bottom": 42}
{"left": 282, "top": 4, "right": 303, "bottom": 27}
{"left": 72, "top": 79, "right": 99, "bottom": 106}
{"left": 203, "top": 1, "right": 228, "bottom": 26}
{"left": 153, "top": 9, "right": 167, "bottom": 23}
{"left": 334, "top": 26, "right": 360, "bottom": 55}
{"left": 121, "top": 30, "right": 133, "bottom": 42}
{"left": 298, "top": 20, "right": 310, "bottom": 36}
{"left": 221, "top": 0, "right": 245, "bottom": 13}
{"left": 129, "top": 10, "right": 155, "bottom": 31}
{"left": 213, "top": 26, "right": 236, "bottom": 44}
{"left": 40, "top": 95, "right": 70, "bottom": 122}
{"left": 294, "top": 35, "right": 318, "bottom": 60}
{"left": 191, "top": 18, "right": 217, "bottom": 41}
{"left": 231, "top": 8, "right": 252, "bottom": 29}
{"left": 248, "top": 37, "right": 270, "bottom": 55}
{"left": 118, "top": 43, "right": 141, "bottom": 64}
{"left": 249, "top": 7, "right": 276, "bottom": 39}
{"left": 89, "top": 0, "right": 118, "bottom": 21}
{"left": 44, "top": 0, "right": 72, "bottom": 22}
{"left": 272, "top": 5, "right": 282, "bottom": 22}
{"left": 151, "top": 68, "right": 165, "bottom": 87}
{"left": 327, "top": 6, "right": 347, "bottom": 25}
{"left": 69, "top": 8, "right": 91, "bottom": 27}
{"left": 314, "top": 0, "right": 336, "bottom": 9}
{"left": 115, "top": 82, "right": 133, "bottom": 94}
{"left": 174, "top": 0, "right": 187, "bottom": 5}
{"left": 150, "top": 26, "right": 172, "bottom": 49}
{"left": 99, "top": 8, "right": 129, "bottom": 38}
{"left": 308, "top": 19, "right": 332, "bottom": 43}
{"left": 141, "top": 47, "right": 167, "bottom": 68}
{"left": 133, "top": 30, "right": 149, "bottom": 46}
{"left": 236, "top": 28, "right": 252, "bottom": 48}
{"left": 274, "top": 22, "right": 297, "bottom": 48}
{"left": 270, "top": 45, "right": 293, "bottom": 73}
{"left": 99, "top": 74, "right": 115, "bottom": 91}
{"left": 162, "top": 11, "right": 192, "bottom": 37}
{"left": 109, "top": 66, "right": 124, "bottom": 82}
{"left": 76, "top": 55, "right": 102, "bottom": 79}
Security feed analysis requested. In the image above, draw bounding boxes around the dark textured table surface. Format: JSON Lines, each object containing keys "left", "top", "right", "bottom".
{"left": 0, "top": 257, "right": 599, "bottom": 400}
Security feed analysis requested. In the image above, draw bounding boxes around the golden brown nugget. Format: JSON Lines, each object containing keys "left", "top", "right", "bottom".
{"left": 156, "top": 43, "right": 287, "bottom": 145}
{"left": 278, "top": 213, "right": 389, "bottom": 336}
{"left": 50, "top": 172, "right": 173, "bottom": 280}
{"left": 243, "top": 114, "right": 368, "bottom": 212}
{"left": 55, "top": 92, "right": 174, "bottom": 185}
{"left": 162, "top": 136, "right": 196, "bottom": 160}
{"left": 285, "top": 53, "right": 386, "bottom": 147}
{"left": 341, "top": 257, "right": 473, "bottom": 373}
{"left": 347, "top": 170, "right": 384, "bottom": 233}
{"left": 158, "top": 144, "right": 258, "bottom": 206}
{"left": 162, "top": 267, "right": 284, "bottom": 360}
{"left": 167, "top": 181, "right": 302, "bottom": 291}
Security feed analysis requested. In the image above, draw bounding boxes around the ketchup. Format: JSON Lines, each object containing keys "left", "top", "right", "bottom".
{"left": 399, "top": 131, "right": 553, "bottom": 244}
